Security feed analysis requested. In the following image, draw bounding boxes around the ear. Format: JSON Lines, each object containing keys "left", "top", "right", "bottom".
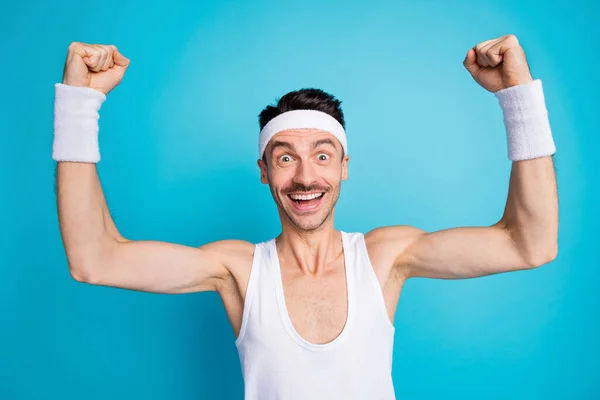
{"left": 257, "top": 159, "right": 269, "bottom": 184}
{"left": 341, "top": 154, "right": 350, "bottom": 181}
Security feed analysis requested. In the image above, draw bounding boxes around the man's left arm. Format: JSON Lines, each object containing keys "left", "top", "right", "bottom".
{"left": 374, "top": 34, "right": 558, "bottom": 280}
{"left": 389, "top": 155, "right": 557, "bottom": 279}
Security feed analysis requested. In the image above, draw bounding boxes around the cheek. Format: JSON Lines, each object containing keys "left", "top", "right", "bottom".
{"left": 269, "top": 172, "right": 291, "bottom": 191}
{"left": 323, "top": 167, "right": 343, "bottom": 182}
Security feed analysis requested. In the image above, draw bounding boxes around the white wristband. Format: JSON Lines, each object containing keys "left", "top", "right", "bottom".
{"left": 53, "top": 83, "right": 106, "bottom": 163}
{"left": 494, "top": 79, "right": 556, "bottom": 161}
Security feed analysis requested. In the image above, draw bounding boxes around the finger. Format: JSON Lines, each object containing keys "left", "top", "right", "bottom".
{"left": 69, "top": 42, "right": 101, "bottom": 70}
{"left": 90, "top": 45, "right": 107, "bottom": 72}
{"left": 96, "top": 45, "right": 112, "bottom": 71}
{"left": 68, "top": 41, "right": 94, "bottom": 60}
{"left": 477, "top": 41, "right": 496, "bottom": 67}
{"left": 100, "top": 45, "right": 116, "bottom": 71}
{"left": 463, "top": 48, "right": 480, "bottom": 76}
{"left": 107, "top": 45, "right": 117, "bottom": 69}
{"left": 474, "top": 38, "right": 497, "bottom": 67}
{"left": 485, "top": 41, "right": 505, "bottom": 67}
{"left": 475, "top": 40, "right": 495, "bottom": 67}
{"left": 488, "top": 35, "right": 520, "bottom": 66}
{"left": 85, "top": 45, "right": 106, "bottom": 72}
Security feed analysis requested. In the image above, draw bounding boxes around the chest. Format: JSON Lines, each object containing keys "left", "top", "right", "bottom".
{"left": 280, "top": 261, "right": 348, "bottom": 345}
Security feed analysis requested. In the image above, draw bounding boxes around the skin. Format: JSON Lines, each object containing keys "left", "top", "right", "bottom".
{"left": 57, "top": 34, "right": 557, "bottom": 345}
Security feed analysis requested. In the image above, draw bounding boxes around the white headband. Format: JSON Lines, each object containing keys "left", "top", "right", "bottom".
{"left": 258, "top": 109, "right": 347, "bottom": 159}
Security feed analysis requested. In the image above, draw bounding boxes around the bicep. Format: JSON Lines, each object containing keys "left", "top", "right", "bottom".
{"left": 88, "top": 238, "right": 245, "bottom": 294}
{"left": 395, "top": 223, "right": 532, "bottom": 280}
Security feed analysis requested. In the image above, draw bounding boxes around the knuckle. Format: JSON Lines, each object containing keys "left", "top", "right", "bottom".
{"left": 68, "top": 41, "right": 83, "bottom": 52}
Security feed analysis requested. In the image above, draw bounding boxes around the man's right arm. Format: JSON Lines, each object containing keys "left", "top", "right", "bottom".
{"left": 56, "top": 161, "right": 243, "bottom": 293}
{"left": 54, "top": 42, "right": 250, "bottom": 294}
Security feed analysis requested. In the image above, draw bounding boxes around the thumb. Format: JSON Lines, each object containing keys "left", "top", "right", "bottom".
{"left": 112, "top": 49, "right": 130, "bottom": 71}
{"left": 463, "top": 48, "right": 480, "bottom": 76}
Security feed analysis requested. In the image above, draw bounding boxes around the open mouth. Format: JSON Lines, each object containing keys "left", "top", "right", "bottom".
{"left": 287, "top": 192, "right": 325, "bottom": 212}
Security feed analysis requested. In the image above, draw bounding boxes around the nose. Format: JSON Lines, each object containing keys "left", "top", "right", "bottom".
{"left": 292, "top": 158, "right": 319, "bottom": 187}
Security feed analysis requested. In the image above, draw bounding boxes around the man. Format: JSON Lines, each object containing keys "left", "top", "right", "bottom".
{"left": 54, "top": 34, "right": 558, "bottom": 399}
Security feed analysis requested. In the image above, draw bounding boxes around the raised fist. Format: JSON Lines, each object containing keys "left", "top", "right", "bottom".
{"left": 463, "top": 34, "right": 533, "bottom": 93}
{"left": 62, "top": 42, "right": 130, "bottom": 94}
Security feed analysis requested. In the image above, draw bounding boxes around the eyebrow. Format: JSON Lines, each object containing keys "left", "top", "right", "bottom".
{"left": 270, "top": 140, "right": 294, "bottom": 152}
{"left": 310, "top": 138, "right": 337, "bottom": 151}
{"left": 270, "top": 138, "right": 337, "bottom": 153}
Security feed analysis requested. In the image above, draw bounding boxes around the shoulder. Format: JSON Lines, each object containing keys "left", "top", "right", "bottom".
{"left": 199, "top": 239, "right": 256, "bottom": 254}
{"left": 364, "top": 225, "right": 425, "bottom": 251}
{"left": 363, "top": 225, "right": 426, "bottom": 275}
{"left": 198, "top": 239, "right": 257, "bottom": 268}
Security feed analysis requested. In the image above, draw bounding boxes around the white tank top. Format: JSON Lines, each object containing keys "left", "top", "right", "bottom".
{"left": 235, "top": 231, "right": 396, "bottom": 399}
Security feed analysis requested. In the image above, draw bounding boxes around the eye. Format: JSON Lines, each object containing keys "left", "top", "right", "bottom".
{"left": 279, "top": 154, "right": 292, "bottom": 163}
{"left": 317, "top": 153, "right": 330, "bottom": 161}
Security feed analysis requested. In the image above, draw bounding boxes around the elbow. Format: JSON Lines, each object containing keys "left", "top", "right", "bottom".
{"left": 502, "top": 221, "right": 558, "bottom": 269}
{"left": 524, "top": 244, "right": 558, "bottom": 269}
{"left": 66, "top": 241, "right": 117, "bottom": 284}
{"left": 69, "top": 265, "right": 93, "bottom": 283}
{"left": 65, "top": 250, "right": 95, "bottom": 283}
{"left": 68, "top": 260, "right": 106, "bottom": 284}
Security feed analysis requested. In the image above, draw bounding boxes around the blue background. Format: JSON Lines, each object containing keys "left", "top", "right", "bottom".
{"left": 1, "top": 0, "right": 598, "bottom": 398}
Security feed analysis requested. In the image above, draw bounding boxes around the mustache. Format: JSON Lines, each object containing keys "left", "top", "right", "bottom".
{"left": 282, "top": 183, "right": 329, "bottom": 194}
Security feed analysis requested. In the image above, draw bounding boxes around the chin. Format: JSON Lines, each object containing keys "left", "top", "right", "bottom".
{"left": 287, "top": 211, "right": 331, "bottom": 232}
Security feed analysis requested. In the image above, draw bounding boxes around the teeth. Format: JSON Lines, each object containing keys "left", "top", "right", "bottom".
{"left": 290, "top": 193, "right": 323, "bottom": 200}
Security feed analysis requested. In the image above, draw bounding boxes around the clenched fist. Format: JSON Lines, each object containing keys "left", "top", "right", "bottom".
{"left": 463, "top": 34, "right": 533, "bottom": 93}
{"left": 62, "top": 42, "right": 130, "bottom": 95}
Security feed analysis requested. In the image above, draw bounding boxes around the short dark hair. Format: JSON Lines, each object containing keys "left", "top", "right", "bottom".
{"left": 258, "top": 88, "right": 345, "bottom": 164}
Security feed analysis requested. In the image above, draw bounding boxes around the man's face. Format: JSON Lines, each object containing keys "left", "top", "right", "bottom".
{"left": 258, "top": 129, "right": 349, "bottom": 232}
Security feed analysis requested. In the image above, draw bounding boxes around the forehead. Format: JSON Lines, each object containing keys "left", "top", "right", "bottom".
{"left": 267, "top": 129, "right": 340, "bottom": 151}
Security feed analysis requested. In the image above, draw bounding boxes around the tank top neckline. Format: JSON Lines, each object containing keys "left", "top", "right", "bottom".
{"left": 268, "top": 230, "right": 354, "bottom": 351}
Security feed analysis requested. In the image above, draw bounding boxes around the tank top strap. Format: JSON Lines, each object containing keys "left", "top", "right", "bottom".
{"left": 350, "top": 231, "right": 395, "bottom": 330}
{"left": 235, "top": 240, "right": 270, "bottom": 347}
{"left": 340, "top": 230, "right": 356, "bottom": 304}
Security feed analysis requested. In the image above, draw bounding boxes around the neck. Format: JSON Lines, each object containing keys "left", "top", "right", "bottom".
{"left": 276, "top": 219, "right": 343, "bottom": 277}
